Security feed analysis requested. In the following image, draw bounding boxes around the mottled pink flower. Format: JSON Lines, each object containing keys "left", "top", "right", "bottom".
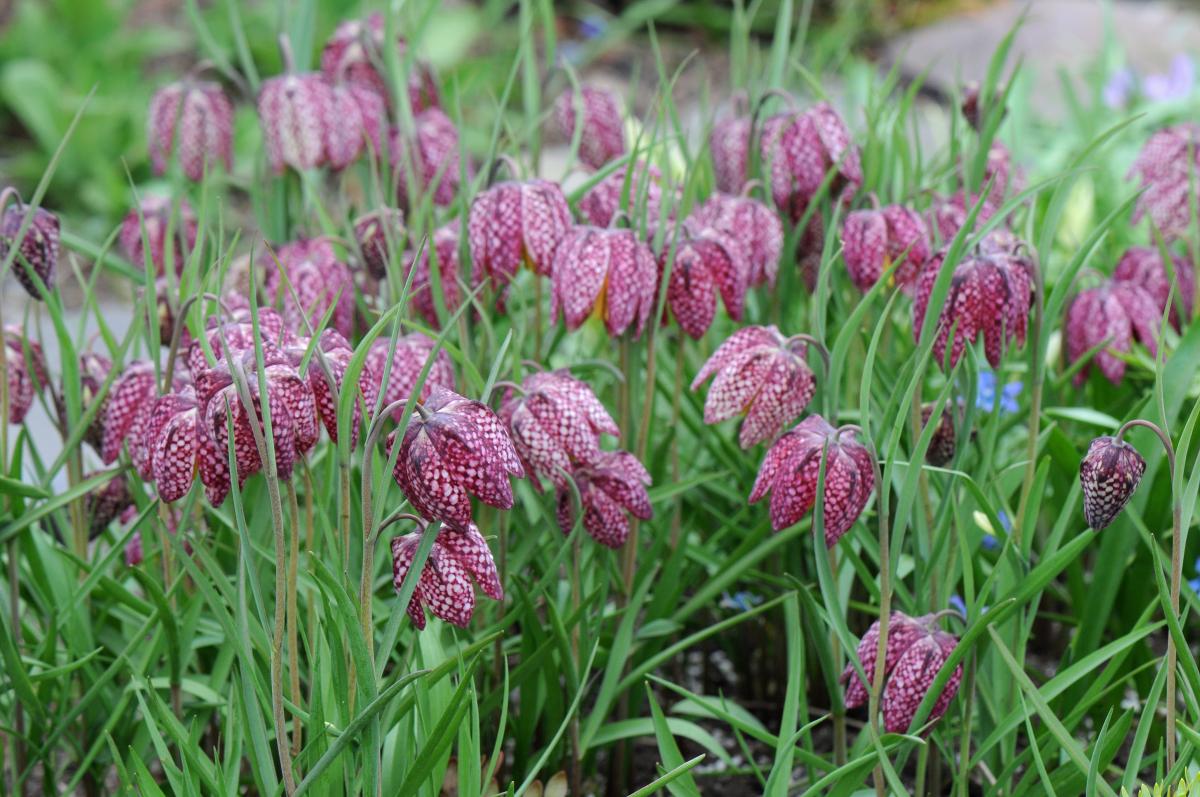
{"left": 1065, "top": 281, "right": 1159, "bottom": 385}
{"left": 54, "top": 352, "right": 113, "bottom": 452}
{"left": 366, "top": 334, "right": 455, "bottom": 421}
{"left": 125, "top": 532, "right": 144, "bottom": 567}
{"left": 2, "top": 200, "right": 59, "bottom": 300}
{"left": 119, "top": 196, "right": 198, "bottom": 276}
{"left": 1114, "top": 246, "right": 1195, "bottom": 329}
{"left": 550, "top": 226, "right": 657, "bottom": 338}
{"left": 262, "top": 237, "right": 355, "bottom": 338}
{"left": 795, "top": 209, "right": 826, "bottom": 292}
{"left": 841, "top": 203, "right": 931, "bottom": 292}
{"left": 931, "top": 143, "right": 1014, "bottom": 243}
{"left": 555, "top": 450, "right": 653, "bottom": 548}
{"left": 258, "top": 72, "right": 334, "bottom": 173}
{"left": 86, "top": 472, "right": 134, "bottom": 540}
{"left": 692, "top": 325, "right": 817, "bottom": 448}
{"left": 843, "top": 612, "right": 962, "bottom": 734}
{"left": 390, "top": 108, "right": 467, "bottom": 209}
{"left": 1128, "top": 124, "right": 1200, "bottom": 240}
{"left": 142, "top": 389, "right": 200, "bottom": 501}
{"left": 147, "top": 80, "right": 234, "bottom": 181}
{"left": 320, "top": 12, "right": 439, "bottom": 113}
{"left": 578, "top": 163, "right": 665, "bottom": 228}
{"left": 354, "top": 207, "right": 406, "bottom": 279}
{"left": 692, "top": 193, "right": 783, "bottom": 288}
{"left": 760, "top": 102, "right": 862, "bottom": 221}
{"left": 554, "top": 85, "right": 625, "bottom": 170}
{"left": 325, "top": 81, "right": 385, "bottom": 170}
{"left": 499, "top": 369, "right": 619, "bottom": 489}
{"left": 387, "top": 386, "right": 524, "bottom": 529}
{"left": 404, "top": 223, "right": 463, "bottom": 328}
{"left": 391, "top": 523, "right": 502, "bottom": 630}
{"left": 100, "top": 361, "right": 158, "bottom": 464}
{"left": 186, "top": 308, "right": 295, "bottom": 375}
{"left": 662, "top": 220, "right": 750, "bottom": 339}
{"left": 1080, "top": 435, "right": 1147, "bottom": 530}
{"left": 468, "top": 179, "right": 572, "bottom": 296}
{"left": 4, "top": 327, "right": 46, "bottom": 425}
{"left": 710, "top": 106, "right": 751, "bottom": 195}
{"left": 307, "top": 330, "right": 380, "bottom": 447}
{"left": 749, "top": 415, "right": 875, "bottom": 544}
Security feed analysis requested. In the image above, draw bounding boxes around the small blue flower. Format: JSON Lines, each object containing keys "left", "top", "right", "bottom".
{"left": 1103, "top": 67, "right": 1137, "bottom": 109}
{"left": 974, "top": 371, "right": 1022, "bottom": 414}
{"left": 578, "top": 13, "right": 608, "bottom": 40}
{"left": 997, "top": 510, "right": 1012, "bottom": 532}
{"left": 720, "top": 591, "right": 763, "bottom": 612}
{"left": 1143, "top": 55, "right": 1195, "bottom": 102}
{"left": 981, "top": 533, "right": 999, "bottom": 551}
{"left": 949, "top": 594, "right": 968, "bottom": 619}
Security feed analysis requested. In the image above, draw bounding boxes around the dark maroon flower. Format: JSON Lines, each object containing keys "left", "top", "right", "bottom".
{"left": 387, "top": 386, "right": 524, "bottom": 529}
{"left": 692, "top": 326, "right": 818, "bottom": 448}
{"left": 391, "top": 523, "right": 502, "bottom": 630}
{"left": 912, "top": 234, "right": 1036, "bottom": 370}
{"left": 692, "top": 193, "right": 783, "bottom": 288}
{"left": 354, "top": 207, "right": 406, "bottom": 279}
{"left": 366, "top": 334, "right": 455, "bottom": 421}
{"left": 141, "top": 389, "right": 200, "bottom": 501}
{"left": 258, "top": 72, "right": 334, "bottom": 173}
{"left": 390, "top": 108, "right": 467, "bottom": 209}
{"left": 760, "top": 102, "right": 862, "bottom": 221}
{"left": 499, "top": 369, "right": 620, "bottom": 489}
{"left": 842, "top": 612, "right": 963, "bottom": 733}
{"left": 119, "top": 196, "right": 198, "bottom": 277}
{"left": 554, "top": 85, "right": 625, "bottom": 170}
{"left": 555, "top": 450, "right": 653, "bottom": 548}
{"left": 86, "top": 473, "right": 134, "bottom": 540}
{"left": 404, "top": 223, "right": 463, "bottom": 328}
{"left": 921, "top": 403, "right": 959, "bottom": 467}
{"left": 307, "top": 330, "right": 381, "bottom": 447}
{"left": 749, "top": 415, "right": 875, "bottom": 544}
{"left": 147, "top": 80, "right": 234, "bottom": 181}
{"left": 262, "top": 237, "right": 355, "bottom": 339}
{"left": 54, "top": 352, "right": 112, "bottom": 451}
{"left": 550, "top": 226, "right": 657, "bottom": 338}
{"left": 468, "top": 179, "right": 572, "bottom": 294}
{"left": 186, "top": 308, "right": 295, "bottom": 376}
{"left": 100, "top": 361, "right": 158, "bottom": 464}
{"left": 2, "top": 200, "right": 60, "bottom": 300}
{"left": 578, "top": 163, "right": 665, "bottom": 228}
{"left": 1065, "top": 281, "right": 1160, "bottom": 385}
{"left": 1080, "top": 436, "right": 1147, "bottom": 530}
{"left": 4, "top": 327, "right": 47, "bottom": 425}
{"left": 320, "top": 12, "right": 439, "bottom": 113}
{"left": 795, "top": 209, "right": 826, "bottom": 292}
{"left": 841, "top": 203, "right": 931, "bottom": 292}
{"left": 1114, "top": 246, "right": 1195, "bottom": 330}
{"left": 709, "top": 102, "right": 751, "bottom": 195}
{"left": 662, "top": 219, "right": 750, "bottom": 339}
{"left": 1128, "top": 124, "right": 1200, "bottom": 240}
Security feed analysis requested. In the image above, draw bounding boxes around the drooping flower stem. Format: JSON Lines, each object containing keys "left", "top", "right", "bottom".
{"left": 285, "top": 480, "right": 303, "bottom": 757}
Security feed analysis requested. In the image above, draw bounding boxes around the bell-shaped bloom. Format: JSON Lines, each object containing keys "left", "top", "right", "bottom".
{"left": 4, "top": 327, "right": 47, "bottom": 425}
{"left": 499, "top": 369, "right": 620, "bottom": 489}
{"left": 1128, "top": 124, "right": 1200, "bottom": 240}
{"left": 258, "top": 72, "right": 335, "bottom": 173}
{"left": 842, "top": 612, "right": 963, "bottom": 733}
{"left": 325, "top": 81, "right": 385, "bottom": 170}
{"left": 662, "top": 220, "right": 749, "bottom": 339}
{"left": 391, "top": 523, "right": 502, "bottom": 630}
{"left": 354, "top": 207, "right": 406, "bottom": 279}
{"left": 390, "top": 108, "right": 467, "bottom": 209}
{"left": 185, "top": 308, "right": 295, "bottom": 376}
{"left": 387, "top": 386, "right": 524, "bottom": 529}
{"left": 140, "top": 389, "right": 200, "bottom": 501}
{"left": 550, "top": 226, "right": 657, "bottom": 338}
{"left": 53, "top": 352, "right": 113, "bottom": 452}
{"left": 1080, "top": 436, "right": 1146, "bottom": 530}
{"left": 404, "top": 223, "right": 462, "bottom": 328}
{"left": 1065, "top": 281, "right": 1160, "bottom": 385}
{"left": 912, "top": 235, "right": 1037, "bottom": 370}
{"left": 262, "top": 237, "right": 355, "bottom": 338}
{"left": 86, "top": 473, "right": 135, "bottom": 540}
{"left": 555, "top": 450, "right": 653, "bottom": 548}
{"left": 749, "top": 415, "right": 875, "bottom": 544}
{"left": 119, "top": 196, "right": 198, "bottom": 276}
{"left": 931, "top": 143, "right": 1015, "bottom": 243}
{"left": 692, "top": 325, "right": 817, "bottom": 448}
{"left": 468, "top": 179, "right": 572, "bottom": 295}
{"left": 100, "top": 361, "right": 159, "bottom": 464}
{"left": 760, "top": 102, "right": 862, "bottom": 221}
{"left": 320, "top": 12, "right": 439, "bottom": 113}
{"left": 1114, "top": 246, "right": 1195, "bottom": 330}
{"left": 709, "top": 105, "right": 751, "bottom": 195}
{"left": 307, "top": 330, "right": 380, "bottom": 447}
{"left": 578, "top": 163, "right": 665, "bottom": 228}
{"left": 921, "top": 403, "right": 958, "bottom": 467}
{"left": 842, "top": 203, "right": 931, "bottom": 292}
{"left": 147, "top": 80, "right": 234, "bottom": 180}
{"left": 692, "top": 193, "right": 783, "bottom": 288}
{"left": 931, "top": 192, "right": 1000, "bottom": 245}
{"left": 2, "top": 200, "right": 60, "bottom": 300}
{"left": 366, "top": 334, "right": 455, "bottom": 421}
{"left": 554, "top": 85, "right": 625, "bottom": 170}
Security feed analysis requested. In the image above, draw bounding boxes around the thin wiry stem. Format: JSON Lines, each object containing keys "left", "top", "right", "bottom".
{"left": 286, "top": 480, "right": 302, "bottom": 758}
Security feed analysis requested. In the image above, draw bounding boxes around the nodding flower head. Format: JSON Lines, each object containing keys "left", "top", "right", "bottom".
{"left": 749, "top": 415, "right": 875, "bottom": 545}
{"left": 85, "top": 473, "right": 134, "bottom": 540}
{"left": 389, "top": 108, "right": 468, "bottom": 209}
{"left": 100, "top": 360, "right": 159, "bottom": 464}
{"left": 1080, "top": 435, "right": 1147, "bottom": 530}
{"left": 841, "top": 203, "right": 931, "bottom": 292}
{"left": 760, "top": 101, "right": 862, "bottom": 222}
{"left": 550, "top": 225, "right": 657, "bottom": 339}
{"left": 320, "top": 12, "right": 439, "bottom": 113}
{"left": 468, "top": 179, "right": 572, "bottom": 294}
{"left": 391, "top": 522, "right": 502, "bottom": 630}
{"left": 1128, "top": 124, "right": 1200, "bottom": 240}
{"left": 325, "top": 81, "right": 386, "bottom": 170}
{"left": 147, "top": 80, "right": 234, "bottom": 181}
{"left": 2, "top": 199, "right": 60, "bottom": 300}
{"left": 498, "top": 369, "right": 620, "bottom": 489}
{"left": 141, "top": 389, "right": 200, "bottom": 501}
{"left": 306, "top": 330, "right": 380, "bottom": 447}
{"left": 1065, "top": 280, "right": 1160, "bottom": 385}
{"left": 4, "top": 327, "right": 47, "bottom": 425}
{"left": 257, "top": 72, "right": 335, "bottom": 173}
{"left": 404, "top": 222, "right": 463, "bottom": 328}
{"left": 661, "top": 219, "right": 750, "bottom": 339}
{"left": 554, "top": 85, "right": 626, "bottom": 170}
{"left": 692, "top": 326, "right": 820, "bottom": 448}
{"left": 921, "top": 402, "right": 960, "bottom": 467}
{"left": 842, "top": 611, "right": 963, "bottom": 734}
{"left": 709, "top": 104, "right": 751, "bottom": 195}
{"left": 387, "top": 387, "right": 524, "bottom": 529}
{"left": 578, "top": 162, "right": 665, "bottom": 228}
{"left": 119, "top": 196, "right": 198, "bottom": 277}
{"left": 54, "top": 352, "right": 113, "bottom": 452}
{"left": 1114, "top": 246, "right": 1196, "bottom": 330}
{"left": 262, "top": 237, "right": 356, "bottom": 339}
{"left": 692, "top": 193, "right": 784, "bottom": 289}
{"left": 354, "top": 207, "right": 406, "bottom": 280}
{"left": 366, "top": 334, "right": 456, "bottom": 421}
{"left": 555, "top": 449, "right": 653, "bottom": 548}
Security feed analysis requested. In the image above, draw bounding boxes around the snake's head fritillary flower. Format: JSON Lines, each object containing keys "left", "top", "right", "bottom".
{"left": 54, "top": 352, "right": 113, "bottom": 452}
{"left": 1080, "top": 436, "right": 1147, "bottom": 530}
{"left": 304, "top": 331, "right": 379, "bottom": 447}
{"left": 186, "top": 308, "right": 294, "bottom": 376}
{"left": 262, "top": 237, "right": 356, "bottom": 339}
{"left": 4, "top": 327, "right": 46, "bottom": 425}
{"left": 499, "top": 369, "right": 620, "bottom": 490}
{"left": 1066, "top": 281, "right": 1160, "bottom": 385}
{"left": 366, "top": 334, "right": 456, "bottom": 421}
{"left": 760, "top": 101, "right": 862, "bottom": 222}
{"left": 1129, "top": 124, "right": 1200, "bottom": 240}
{"left": 554, "top": 84, "right": 626, "bottom": 170}
{"left": 578, "top": 162, "right": 665, "bottom": 228}
{"left": 119, "top": 196, "right": 198, "bottom": 277}
{"left": 100, "top": 360, "right": 158, "bottom": 464}
{"left": 354, "top": 207, "right": 406, "bottom": 280}
{"left": 2, "top": 200, "right": 60, "bottom": 300}
{"left": 86, "top": 473, "right": 134, "bottom": 540}
{"left": 390, "top": 108, "right": 467, "bottom": 209}
{"left": 555, "top": 450, "right": 653, "bottom": 548}
{"left": 842, "top": 612, "right": 962, "bottom": 733}
{"left": 662, "top": 220, "right": 750, "bottom": 339}
{"left": 709, "top": 102, "right": 751, "bottom": 195}
{"left": 325, "top": 81, "right": 385, "bottom": 170}
{"left": 258, "top": 72, "right": 334, "bottom": 173}
{"left": 404, "top": 222, "right": 463, "bottom": 328}
{"left": 921, "top": 403, "right": 959, "bottom": 467}
{"left": 468, "top": 179, "right": 572, "bottom": 295}
{"left": 1114, "top": 246, "right": 1196, "bottom": 330}
{"left": 550, "top": 226, "right": 657, "bottom": 338}
{"left": 388, "top": 387, "right": 524, "bottom": 529}
{"left": 320, "top": 12, "right": 439, "bottom": 113}
{"left": 147, "top": 80, "right": 234, "bottom": 181}
{"left": 842, "top": 203, "right": 931, "bottom": 292}
{"left": 692, "top": 193, "right": 784, "bottom": 288}
{"left": 912, "top": 235, "right": 1037, "bottom": 370}
{"left": 391, "top": 523, "right": 502, "bottom": 630}
{"left": 930, "top": 192, "right": 996, "bottom": 244}
{"left": 141, "top": 389, "right": 200, "bottom": 501}
{"left": 749, "top": 415, "right": 875, "bottom": 545}
{"left": 692, "top": 325, "right": 817, "bottom": 448}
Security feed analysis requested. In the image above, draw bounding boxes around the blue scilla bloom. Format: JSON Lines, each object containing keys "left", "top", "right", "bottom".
{"left": 975, "top": 371, "right": 1022, "bottom": 414}
{"left": 719, "top": 591, "right": 763, "bottom": 612}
